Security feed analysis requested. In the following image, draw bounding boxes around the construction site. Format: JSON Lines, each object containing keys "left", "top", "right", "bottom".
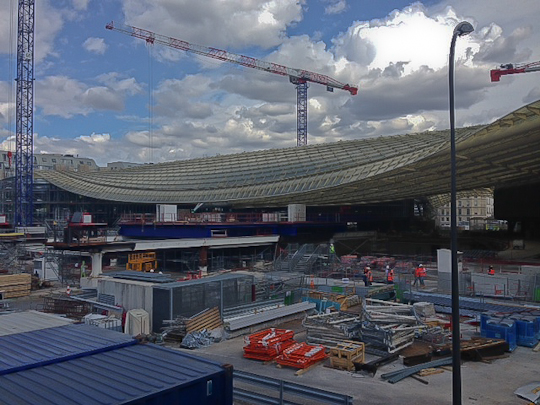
{"left": 2, "top": 2, "right": 540, "bottom": 405}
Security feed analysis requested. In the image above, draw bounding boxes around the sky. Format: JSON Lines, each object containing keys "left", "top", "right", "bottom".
{"left": 0, "top": 0, "right": 539, "bottom": 167}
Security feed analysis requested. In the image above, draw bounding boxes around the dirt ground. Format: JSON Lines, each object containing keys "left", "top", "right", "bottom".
{"left": 180, "top": 318, "right": 540, "bottom": 405}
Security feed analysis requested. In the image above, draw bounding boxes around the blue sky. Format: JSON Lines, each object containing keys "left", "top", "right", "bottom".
{"left": 1, "top": 0, "right": 539, "bottom": 166}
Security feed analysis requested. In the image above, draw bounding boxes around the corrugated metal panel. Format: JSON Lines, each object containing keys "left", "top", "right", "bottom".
{"left": 0, "top": 323, "right": 136, "bottom": 375}
{"left": 0, "top": 311, "right": 74, "bottom": 336}
{"left": 0, "top": 344, "right": 233, "bottom": 405}
{"left": 106, "top": 270, "right": 175, "bottom": 283}
{"left": 154, "top": 273, "right": 253, "bottom": 290}
{"left": 98, "top": 278, "right": 154, "bottom": 327}
{"left": 226, "top": 301, "right": 316, "bottom": 331}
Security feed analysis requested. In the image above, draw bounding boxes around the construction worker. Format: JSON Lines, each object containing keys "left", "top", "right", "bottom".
{"left": 386, "top": 267, "right": 394, "bottom": 284}
{"left": 488, "top": 265, "right": 495, "bottom": 275}
{"left": 365, "top": 267, "right": 373, "bottom": 287}
{"left": 413, "top": 264, "right": 426, "bottom": 287}
{"left": 363, "top": 266, "right": 370, "bottom": 285}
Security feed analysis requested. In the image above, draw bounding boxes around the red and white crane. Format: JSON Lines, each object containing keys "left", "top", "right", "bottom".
{"left": 490, "top": 61, "right": 540, "bottom": 82}
{"left": 106, "top": 22, "right": 358, "bottom": 146}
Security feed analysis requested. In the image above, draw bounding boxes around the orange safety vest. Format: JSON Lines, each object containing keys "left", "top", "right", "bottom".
{"left": 367, "top": 270, "right": 373, "bottom": 282}
{"left": 387, "top": 269, "right": 394, "bottom": 282}
{"left": 488, "top": 267, "right": 495, "bottom": 275}
{"left": 416, "top": 267, "right": 426, "bottom": 278}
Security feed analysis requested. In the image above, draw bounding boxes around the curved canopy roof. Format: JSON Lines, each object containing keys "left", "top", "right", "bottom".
{"left": 39, "top": 100, "right": 540, "bottom": 207}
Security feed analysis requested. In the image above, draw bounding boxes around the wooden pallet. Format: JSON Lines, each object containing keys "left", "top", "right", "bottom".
{"left": 330, "top": 353, "right": 364, "bottom": 371}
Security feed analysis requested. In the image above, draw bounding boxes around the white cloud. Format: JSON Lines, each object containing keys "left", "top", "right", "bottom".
{"left": 78, "top": 132, "right": 111, "bottom": 144}
{"left": 324, "top": 0, "right": 347, "bottom": 15}
{"left": 35, "top": 74, "right": 144, "bottom": 118}
{"left": 72, "top": 0, "right": 91, "bottom": 11}
{"left": 121, "top": 0, "right": 305, "bottom": 49}
{"left": 83, "top": 37, "right": 107, "bottom": 55}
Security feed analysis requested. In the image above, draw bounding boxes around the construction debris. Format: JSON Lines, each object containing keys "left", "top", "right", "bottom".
{"left": 354, "top": 352, "right": 399, "bottom": 376}
{"left": 162, "top": 307, "right": 222, "bottom": 344}
{"left": 43, "top": 293, "right": 93, "bottom": 320}
{"left": 303, "top": 311, "right": 361, "bottom": 348}
{"left": 514, "top": 382, "right": 540, "bottom": 404}
{"left": 433, "top": 337, "right": 509, "bottom": 361}
{"left": 360, "top": 298, "right": 428, "bottom": 353}
{"left": 180, "top": 330, "right": 216, "bottom": 349}
{"left": 380, "top": 357, "right": 453, "bottom": 384}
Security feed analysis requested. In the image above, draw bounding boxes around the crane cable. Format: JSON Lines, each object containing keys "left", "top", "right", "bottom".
{"left": 147, "top": 42, "right": 154, "bottom": 163}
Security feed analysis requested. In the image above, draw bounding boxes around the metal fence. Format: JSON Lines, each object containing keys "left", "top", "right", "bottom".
{"left": 233, "top": 370, "right": 353, "bottom": 405}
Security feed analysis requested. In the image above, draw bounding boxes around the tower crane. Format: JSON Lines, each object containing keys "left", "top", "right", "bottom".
{"left": 105, "top": 22, "right": 358, "bottom": 147}
{"left": 490, "top": 61, "right": 540, "bottom": 82}
{"left": 15, "top": 0, "right": 35, "bottom": 226}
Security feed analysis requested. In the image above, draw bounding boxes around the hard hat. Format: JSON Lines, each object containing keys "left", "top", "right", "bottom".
{"left": 419, "top": 264, "right": 423, "bottom": 267}
{"left": 386, "top": 265, "right": 390, "bottom": 269}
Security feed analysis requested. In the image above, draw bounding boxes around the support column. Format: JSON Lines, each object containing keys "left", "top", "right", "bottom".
{"left": 199, "top": 246, "right": 208, "bottom": 276}
{"left": 90, "top": 251, "right": 103, "bottom": 277}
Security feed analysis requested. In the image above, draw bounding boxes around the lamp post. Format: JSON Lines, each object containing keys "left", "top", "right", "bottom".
{"left": 449, "top": 21, "right": 474, "bottom": 405}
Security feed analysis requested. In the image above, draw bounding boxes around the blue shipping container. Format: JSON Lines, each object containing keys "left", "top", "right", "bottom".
{"left": 0, "top": 323, "right": 137, "bottom": 375}
{"left": 0, "top": 343, "right": 233, "bottom": 405}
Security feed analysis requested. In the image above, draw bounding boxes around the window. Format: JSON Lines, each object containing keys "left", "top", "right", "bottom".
{"left": 42, "top": 157, "right": 47, "bottom": 162}
{"left": 52, "top": 158, "right": 56, "bottom": 163}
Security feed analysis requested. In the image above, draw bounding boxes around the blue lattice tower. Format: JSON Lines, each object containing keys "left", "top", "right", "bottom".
{"left": 15, "top": 0, "right": 35, "bottom": 226}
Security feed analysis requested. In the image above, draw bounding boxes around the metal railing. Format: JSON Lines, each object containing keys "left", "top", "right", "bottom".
{"left": 233, "top": 370, "right": 353, "bottom": 405}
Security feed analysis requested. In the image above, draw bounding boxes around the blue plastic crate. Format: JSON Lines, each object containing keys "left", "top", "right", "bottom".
{"left": 481, "top": 319, "right": 517, "bottom": 352}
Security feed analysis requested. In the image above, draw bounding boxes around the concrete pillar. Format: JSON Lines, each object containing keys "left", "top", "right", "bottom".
{"left": 90, "top": 252, "right": 103, "bottom": 277}
{"left": 199, "top": 246, "right": 208, "bottom": 276}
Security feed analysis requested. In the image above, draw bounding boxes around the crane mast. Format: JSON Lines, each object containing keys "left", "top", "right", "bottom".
{"left": 106, "top": 22, "right": 358, "bottom": 146}
{"left": 490, "top": 61, "right": 540, "bottom": 82}
{"left": 15, "top": 0, "right": 35, "bottom": 226}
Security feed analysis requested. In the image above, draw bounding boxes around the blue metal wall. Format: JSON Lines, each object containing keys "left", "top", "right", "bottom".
{"left": 0, "top": 323, "right": 136, "bottom": 375}
{"left": 0, "top": 343, "right": 233, "bottom": 404}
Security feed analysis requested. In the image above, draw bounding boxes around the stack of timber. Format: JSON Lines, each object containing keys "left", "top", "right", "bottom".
{"left": 329, "top": 340, "right": 365, "bottom": 371}
{"left": 360, "top": 298, "right": 427, "bottom": 353}
{"left": 276, "top": 342, "right": 328, "bottom": 370}
{"left": 303, "top": 311, "right": 362, "bottom": 348}
{"left": 243, "top": 328, "right": 296, "bottom": 361}
{"left": 0, "top": 274, "right": 31, "bottom": 298}
{"left": 162, "top": 307, "right": 222, "bottom": 344}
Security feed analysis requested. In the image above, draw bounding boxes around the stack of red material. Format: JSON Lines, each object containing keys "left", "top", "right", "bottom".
{"left": 275, "top": 342, "right": 328, "bottom": 369}
{"left": 243, "top": 328, "right": 296, "bottom": 361}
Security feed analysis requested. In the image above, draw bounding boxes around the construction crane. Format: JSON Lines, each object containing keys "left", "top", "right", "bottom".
{"left": 15, "top": 0, "right": 35, "bottom": 226}
{"left": 105, "top": 22, "right": 358, "bottom": 147}
{"left": 490, "top": 61, "right": 540, "bottom": 82}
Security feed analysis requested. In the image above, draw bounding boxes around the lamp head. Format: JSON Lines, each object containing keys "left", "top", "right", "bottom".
{"left": 454, "top": 21, "right": 474, "bottom": 37}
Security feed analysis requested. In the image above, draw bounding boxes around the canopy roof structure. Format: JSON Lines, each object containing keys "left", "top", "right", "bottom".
{"left": 39, "top": 100, "right": 540, "bottom": 208}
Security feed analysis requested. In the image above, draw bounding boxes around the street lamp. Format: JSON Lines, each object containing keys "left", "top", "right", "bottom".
{"left": 449, "top": 21, "right": 474, "bottom": 405}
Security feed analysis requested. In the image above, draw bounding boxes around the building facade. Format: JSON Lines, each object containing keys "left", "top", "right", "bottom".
{"left": 435, "top": 195, "right": 495, "bottom": 230}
